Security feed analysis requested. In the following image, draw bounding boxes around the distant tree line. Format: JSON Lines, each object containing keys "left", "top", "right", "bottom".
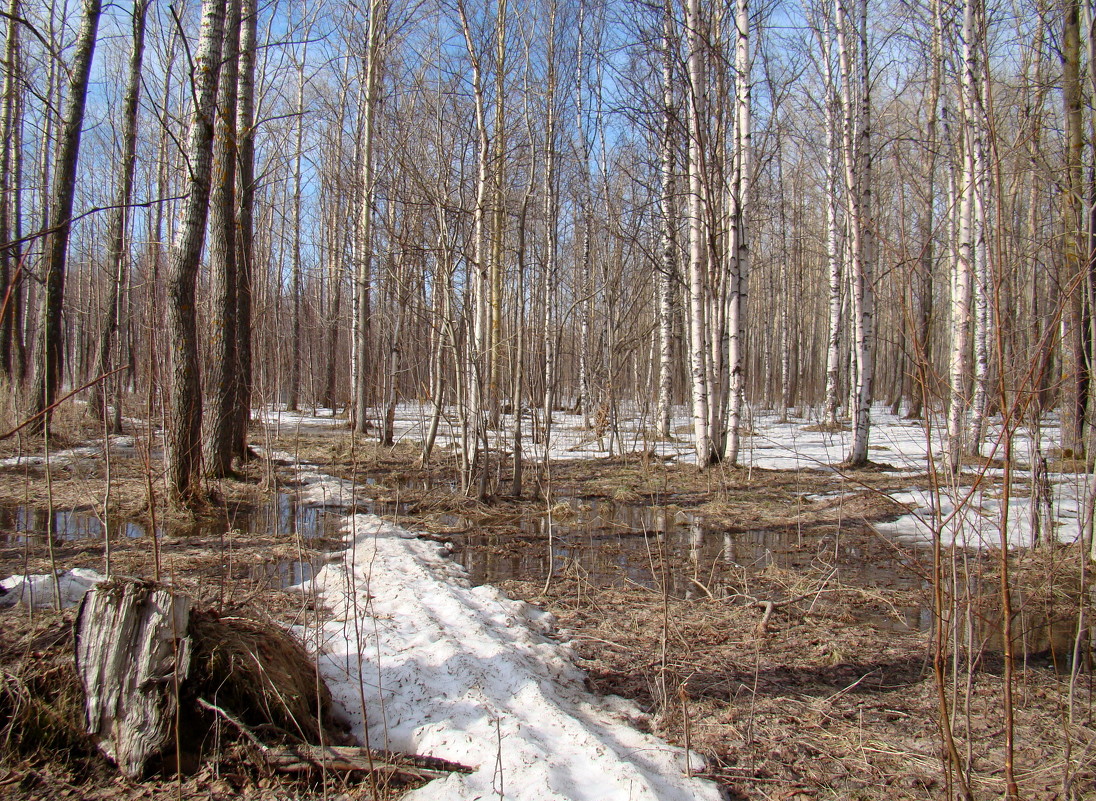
{"left": 0, "top": 0, "right": 1091, "bottom": 499}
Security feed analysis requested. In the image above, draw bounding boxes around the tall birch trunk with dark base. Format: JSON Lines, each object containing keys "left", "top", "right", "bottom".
{"left": 166, "top": 0, "right": 227, "bottom": 503}
{"left": 656, "top": 0, "right": 676, "bottom": 440}
{"left": 724, "top": 0, "right": 750, "bottom": 465}
{"left": 89, "top": 0, "right": 148, "bottom": 433}
{"left": 457, "top": 0, "right": 490, "bottom": 493}
{"left": 835, "top": 0, "right": 874, "bottom": 467}
{"left": 29, "top": 0, "right": 101, "bottom": 432}
{"left": 810, "top": 3, "right": 843, "bottom": 428}
{"left": 203, "top": 0, "right": 242, "bottom": 478}
{"left": 685, "top": 0, "right": 712, "bottom": 466}
{"left": 965, "top": 0, "right": 990, "bottom": 457}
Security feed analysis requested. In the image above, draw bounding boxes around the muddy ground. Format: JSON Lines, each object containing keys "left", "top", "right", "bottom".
{"left": 1, "top": 419, "right": 1094, "bottom": 800}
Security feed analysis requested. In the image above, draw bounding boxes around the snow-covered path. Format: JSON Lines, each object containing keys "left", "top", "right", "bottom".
{"left": 303, "top": 514, "right": 722, "bottom": 801}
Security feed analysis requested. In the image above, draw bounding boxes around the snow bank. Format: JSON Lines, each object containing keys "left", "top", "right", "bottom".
{"left": 265, "top": 449, "right": 367, "bottom": 508}
{"left": 0, "top": 568, "right": 106, "bottom": 609}
{"left": 303, "top": 514, "right": 721, "bottom": 801}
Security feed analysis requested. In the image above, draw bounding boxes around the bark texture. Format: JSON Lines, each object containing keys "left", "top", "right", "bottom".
{"left": 166, "top": 0, "right": 227, "bottom": 501}
{"left": 75, "top": 581, "right": 193, "bottom": 778}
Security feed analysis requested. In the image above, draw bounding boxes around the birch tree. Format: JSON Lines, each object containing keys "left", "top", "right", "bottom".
{"left": 353, "top": 0, "right": 385, "bottom": 434}
{"left": 834, "top": 0, "right": 874, "bottom": 467}
{"left": 656, "top": 0, "right": 677, "bottom": 439}
{"left": 724, "top": 0, "right": 750, "bottom": 464}
{"left": 685, "top": 0, "right": 713, "bottom": 465}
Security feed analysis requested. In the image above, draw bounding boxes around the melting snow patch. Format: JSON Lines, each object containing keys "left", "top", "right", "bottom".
{"left": 0, "top": 445, "right": 101, "bottom": 469}
{"left": 264, "top": 450, "right": 367, "bottom": 508}
{"left": 875, "top": 486, "right": 1082, "bottom": 549}
{"left": 0, "top": 568, "right": 106, "bottom": 609}
{"left": 303, "top": 514, "right": 722, "bottom": 801}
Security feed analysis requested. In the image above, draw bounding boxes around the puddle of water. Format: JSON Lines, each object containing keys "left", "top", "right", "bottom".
{"left": 0, "top": 492, "right": 352, "bottom": 589}
{"left": 454, "top": 498, "right": 917, "bottom": 599}
{"left": 0, "top": 492, "right": 350, "bottom": 546}
{"left": 247, "top": 558, "right": 318, "bottom": 589}
{"left": 886, "top": 587, "right": 1090, "bottom": 667}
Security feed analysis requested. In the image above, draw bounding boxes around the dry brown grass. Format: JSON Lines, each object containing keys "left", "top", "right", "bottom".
{"left": 499, "top": 549, "right": 1096, "bottom": 800}
{"left": 3, "top": 422, "right": 1095, "bottom": 800}
{"left": 187, "top": 611, "right": 338, "bottom": 745}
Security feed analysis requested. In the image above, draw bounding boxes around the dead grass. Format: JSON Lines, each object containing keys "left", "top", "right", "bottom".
{"left": 3, "top": 423, "right": 1096, "bottom": 799}
{"left": 187, "top": 610, "right": 338, "bottom": 746}
{"left": 499, "top": 548, "right": 1096, "bottom": 800}
{"left": 0, "top": 610, "right": 93, "bottom": 760}
{"left": 801, "top": 421, "right": 852, "bottom": 433}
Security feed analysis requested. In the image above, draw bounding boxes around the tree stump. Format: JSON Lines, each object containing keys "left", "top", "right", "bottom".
{"left": 74, "top": 580, "right": 192, "bottom": 777}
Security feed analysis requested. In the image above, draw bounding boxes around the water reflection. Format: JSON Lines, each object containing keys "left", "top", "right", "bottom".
{"left": 0, "top": 493, "right": 344, "bottom": 547}
{"left": 454, "top": 500, "right": 873, "bottom": 598}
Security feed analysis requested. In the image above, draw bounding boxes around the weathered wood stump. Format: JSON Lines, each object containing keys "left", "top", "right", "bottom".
{"left": 74, "top": 580, "right": 192, "bottom": 777}
{"left": 71, "top": 580, "right": 474, "bottom": 783}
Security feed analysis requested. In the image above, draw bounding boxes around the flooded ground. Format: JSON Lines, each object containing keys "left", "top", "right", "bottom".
{"left": 2, "top": 483, "right": 1082, "bottom": 664}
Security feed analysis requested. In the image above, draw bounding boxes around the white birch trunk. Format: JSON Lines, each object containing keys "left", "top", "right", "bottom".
{"left": 966, "top": 0, "right": 990, "bottom": 456}
{"left": 948, "top": 83, "right": 973, "bottom": 471}
{"left": 656, "top": 0, "right": 676, "bottom": 438}
{"left": 812, "top": 5, "right": 842, "bottom": 427}
{"left": 542, "top": 18, "right": 559, "bottom": 444}
{"left": 835, "top": 0, "right": 873, "bottom": 466}
{"left": 458, "top": 0, "right": 490, "bottom": 492}
{"left": 724, "top": 0, "right": 750, "bottom": 465}
{"left": 685, "top": 0, "right": 711, "bottom": 465}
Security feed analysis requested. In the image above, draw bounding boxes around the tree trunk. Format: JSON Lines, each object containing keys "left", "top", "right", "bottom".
{"left": 88, "top": 0, "right": 147, "bottom": 431}
{"left": 166, "top": 0, "right": 227, "bottom": 503}
{"left": 835, "top": 0, "right": 874, "bottom": 467}
{"left": 75, "top": 581, "right": 193, "bottom": 778}
{"left": 29, "top": 0, "right": 102, "bottom": 431}
{"left": 908, "top": 0, "right": 942, "bottom": 421}
{"left": 488, "top": 0, "right": 508, "bottom": 428}
{"left": 233, "top": 0, "right": 257, "bottom": 460}
{"left": 724, "top": 0, "right": 749, "bottom": 465}
{"left": 0, "top": 0, "right": 22, "bottom": 380}
{"left": 457, "top": 0, "right": 490, "bottom": 494}
{"left": 203, "top": 0, "right": 242, "bottom": 478}
{"left": 288, "top": 52, "right": 306, "bottom": 413}
{"left": 1062, "top": 0, "right": 1086, "bottom": 456}
{"left": 966, "top": 0, "right": 990, "bottom": 457}
{"left": 811, "top": 5, "right": 842, "bottom": 427}
{"left": 685, "top": 0, "right": 712, "bottom": 466}
{"left": 656, "top": 0, "right": 676, "bottom": 440}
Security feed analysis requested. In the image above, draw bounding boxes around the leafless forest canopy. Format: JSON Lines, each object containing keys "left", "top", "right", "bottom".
{"left": 0, "top": 0, "right": 1090, "bottom": 490}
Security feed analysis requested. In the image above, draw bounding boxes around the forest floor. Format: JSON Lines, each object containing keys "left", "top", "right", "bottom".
{"left": 1, "top": 406, "right": 1094, "bottom": 799}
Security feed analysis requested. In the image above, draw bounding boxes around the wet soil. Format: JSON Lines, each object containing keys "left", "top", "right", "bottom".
{"left": 1, "top": 422, "right": 1094, "bottom": 799}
